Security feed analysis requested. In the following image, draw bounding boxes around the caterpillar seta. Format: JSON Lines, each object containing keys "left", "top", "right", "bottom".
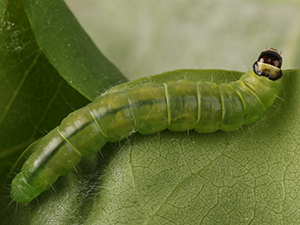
{"left": 11, "top": 49, "right": 283, "bottom": 204}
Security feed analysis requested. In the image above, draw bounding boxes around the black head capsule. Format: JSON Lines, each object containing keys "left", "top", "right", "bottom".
{"left": 253, "top": 48, "right": 282, "bottom": 80}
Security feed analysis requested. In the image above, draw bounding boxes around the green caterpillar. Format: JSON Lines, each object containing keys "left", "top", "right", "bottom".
{"left": 11, "top": 49, "right": 283, "bottom": 204}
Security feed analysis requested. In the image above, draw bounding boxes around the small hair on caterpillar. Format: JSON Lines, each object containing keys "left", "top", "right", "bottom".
{"left": 10, "top": 49, "right": 283, "bottom": 204}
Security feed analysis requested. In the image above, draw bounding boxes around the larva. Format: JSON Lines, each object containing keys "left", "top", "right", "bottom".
{"left": 11, "top": 49, "right": 283, "bottom": 204}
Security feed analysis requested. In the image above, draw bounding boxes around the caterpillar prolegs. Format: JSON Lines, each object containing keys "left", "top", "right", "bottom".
{"left": 11, "top": 49, "right": 283, "bottom": 204}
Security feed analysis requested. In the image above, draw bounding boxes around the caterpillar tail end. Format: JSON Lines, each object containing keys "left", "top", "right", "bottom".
{"left": 11, "top": 173, "right": 43, "bottom": 205}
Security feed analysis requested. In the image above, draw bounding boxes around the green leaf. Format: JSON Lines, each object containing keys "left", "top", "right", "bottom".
{"left": 0, "top": 0, "right": 126, "bottom": 213}
{"left": 2, "top": 0, "right": 300, "bottom": 225}
{"left": 23, "top": 0, "right": 127, "bottom": 101}
{"left": 2, "top": 69, "right": 299, "bottom": 224}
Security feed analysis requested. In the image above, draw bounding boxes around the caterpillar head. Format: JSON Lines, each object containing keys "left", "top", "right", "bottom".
{"left": 253, "top": 48, "right": 282, "bottom": 81}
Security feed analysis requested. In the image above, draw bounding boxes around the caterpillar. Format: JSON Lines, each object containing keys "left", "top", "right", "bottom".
{"left": 11, "top": 49, "right": 283, "bottom": 204}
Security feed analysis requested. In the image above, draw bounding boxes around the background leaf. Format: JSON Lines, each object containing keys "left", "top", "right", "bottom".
{"left": 24, "top": 0, "right": 127, "bottom": 101}
{"left": 2, "top": 0, "right": 300, "bottom": 224}
{"left": 0, "top": 0, "right": 85, "bottom": 193}
{"left": 0, "top": 0, "right": 126, "bottom": 215}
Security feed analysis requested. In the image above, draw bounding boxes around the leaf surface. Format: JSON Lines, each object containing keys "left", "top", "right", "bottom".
{"left": 0, "top": 0, "right": 126, "bottom": 212}
{"left": 23, "top": 0, "right": 127, "bottom": 101}
{"left": 1, "top": 0, "right": 300, "bottom": 224}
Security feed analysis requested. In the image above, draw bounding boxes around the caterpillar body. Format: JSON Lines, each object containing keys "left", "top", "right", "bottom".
{"left": 11, "top": 49, "right": 283, "bottom": 204}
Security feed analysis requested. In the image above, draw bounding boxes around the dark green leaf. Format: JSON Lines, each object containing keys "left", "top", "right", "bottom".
{"left": 0, "top": 0, "right": 126, "bottom": 214}
{"left": 0, "top": 0, "right": 89, "bottom": 195}
{"left": 23, "top": 0, "right": 128, "bottom": 101}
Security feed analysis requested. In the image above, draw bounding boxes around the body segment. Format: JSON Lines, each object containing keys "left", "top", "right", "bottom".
{"left": 11, "top": 49, "right": 283, "bottom": 204}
